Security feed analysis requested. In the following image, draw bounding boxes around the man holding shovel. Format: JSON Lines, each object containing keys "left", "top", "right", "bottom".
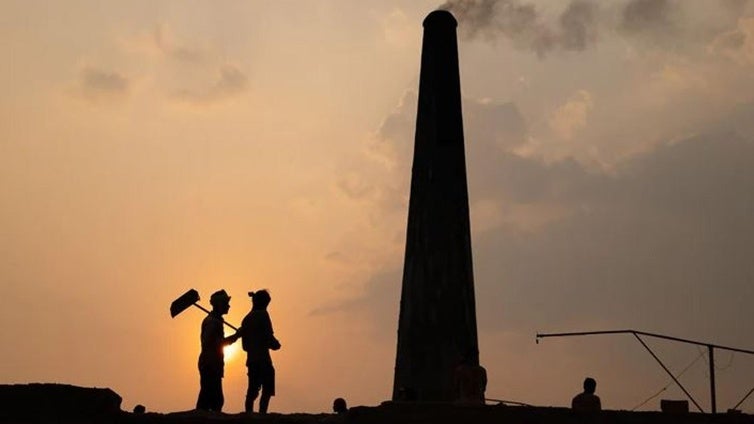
{"left": 196, "top": 289, "right": 240, "bottom": 412}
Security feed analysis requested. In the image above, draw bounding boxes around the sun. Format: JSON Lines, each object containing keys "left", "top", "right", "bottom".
{"left": 224, "top": 342, "right": 240, "bottom": 361}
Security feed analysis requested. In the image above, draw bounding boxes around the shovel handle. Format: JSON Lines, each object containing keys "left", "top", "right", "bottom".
{"left": 192, "top": 303, "right": 239, "bottom": 331}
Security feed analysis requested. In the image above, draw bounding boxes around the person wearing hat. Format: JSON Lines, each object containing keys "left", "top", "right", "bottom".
{"left": 196, "top": 289, "right": 240, "bottom": 412}
{"left": 240, "top": 289, "right": 281, "bottom": 414}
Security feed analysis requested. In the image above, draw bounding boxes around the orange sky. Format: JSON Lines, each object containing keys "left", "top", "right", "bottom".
{"left": 2, "top": 0, "right": 754, "bottom": 414}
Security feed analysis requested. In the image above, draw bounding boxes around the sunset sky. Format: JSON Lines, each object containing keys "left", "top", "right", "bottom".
{"left": 2, "top": 0, "right": 754, "bottom": 414}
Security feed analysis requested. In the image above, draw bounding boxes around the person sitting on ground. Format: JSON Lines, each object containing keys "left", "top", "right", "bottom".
{"left": 332, "top": 397, "right": 348, "bottom": 414}
{"left": 571, "top": 377, "right": 601, "bottom": 412}
{"left": 453, "top": 351, "right": 487, "bottom": 405}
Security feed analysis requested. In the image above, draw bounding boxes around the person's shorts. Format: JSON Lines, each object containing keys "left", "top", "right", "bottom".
{"left": 248, "top": 361, "right": 275, "bottom": 396}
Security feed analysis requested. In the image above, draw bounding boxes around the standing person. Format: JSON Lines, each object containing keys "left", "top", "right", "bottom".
{"left": 571, "top": 377, "right": 602, "bottom": 412}
{"left": 196, "top": 289, "right": 239, "bottom": 412}
{"left": 240, "top": 290, "right": 281, "bottom": 414}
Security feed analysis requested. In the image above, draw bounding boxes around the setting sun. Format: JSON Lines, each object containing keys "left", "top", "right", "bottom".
{"left": 224, "top": 343, "right": 240, "bottom": 362}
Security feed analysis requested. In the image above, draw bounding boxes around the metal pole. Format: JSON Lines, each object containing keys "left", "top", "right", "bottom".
{"left": 536, "top": 330, "right": 754, "bottom": 355}
{"left": 536, "top": 328, "right": 754, "bottom": 414}
{"left": 708, "top": 345, "right": 716, "bottom": 414}
{"left": 192, "top": 303, "right": 238, "bottom": 331}
{"left": 733, "top": 386, "right": 754, "bottom": 410}
{"left": 633, "top": 334, "right": 704, "bottom": 413}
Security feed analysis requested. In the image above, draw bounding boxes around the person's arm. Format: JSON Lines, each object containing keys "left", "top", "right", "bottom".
{"left": 224, "top": 330, "right": 241, "bottom": 345}
{"left": 265, "top": 313, "right": 281, "bottom": 350}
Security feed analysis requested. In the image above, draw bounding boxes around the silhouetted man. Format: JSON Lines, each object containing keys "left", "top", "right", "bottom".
{"left": 196, "top": 290, "right": 239, "bottom": 412}
{"left": 240, "top": 290, "right": 281, "bottom": 414}
{"left": 332, "top": 397, "right": 348, "bottom": 414}
{"left": 453, "top": 352, "right": 487, "bottom": 404}
{"left": 571, "top": 377, "right": 601, "bottom": 412}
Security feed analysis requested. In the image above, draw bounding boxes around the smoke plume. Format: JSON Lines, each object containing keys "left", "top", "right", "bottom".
{"left": 438, "top": 0, "right": 751, "bottom": 56}
{"left": 438, "top": 0, "right": 598, "bottom": 56}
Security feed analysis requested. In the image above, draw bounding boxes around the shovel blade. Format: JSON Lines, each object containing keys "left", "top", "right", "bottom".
{"left": 170, "top": 289, "right": 200, "bottom": 318}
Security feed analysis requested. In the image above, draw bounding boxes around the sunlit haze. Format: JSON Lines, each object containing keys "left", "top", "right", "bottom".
{"left": 2, "top": 0, "right": 753, "bottom": 414}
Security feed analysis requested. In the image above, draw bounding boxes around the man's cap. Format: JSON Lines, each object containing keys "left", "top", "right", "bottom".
{"left": 248, "top": 289, "right": 271, "bottom": 304}
{"left": 210, "top": 289, "right": 231, "bottom": 305}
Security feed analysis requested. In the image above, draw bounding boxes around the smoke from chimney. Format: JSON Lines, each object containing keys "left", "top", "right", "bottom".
{"left": 436, "top": 0, "right": 749, "bottom": 56}
{"left": 437, "top": 0, "right": 598, "bottom": 56}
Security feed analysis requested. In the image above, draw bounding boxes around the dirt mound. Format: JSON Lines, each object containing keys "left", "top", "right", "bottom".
{"left": 0, "top": 383, "right": 122, "bottom": 420}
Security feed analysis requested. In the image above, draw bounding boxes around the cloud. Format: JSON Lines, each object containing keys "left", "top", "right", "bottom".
{"left": 78, "top": 67, "right": 129, "bottom": 100}
{"left": 309, "top": 269, "right": 402, "bottom": 339}
{"left": 318, "top": 81, "right": 754, "bottom": 407}
{"left": 559, "top": 1, "right": 599, "bottom": 51}
{"left": 152, "top": 25, "right": 210, "bottom": 64}
{"left": 337, "top": 172, "right": 375, "bottom": 200}
{"left": 548, "top": 90, "right": 594, "bottom": 141}
{"left": 439, "top": 0, "right": 593, "bottom": 56}
{"left": 116, "top": 24, "right": 251, "bottom": 105}
{"left": 710, "top": 16, "right": 754, "bottom": 65}
{"left": 620, "top": 0, "right": 676, "bottom": 36}
{"left": 172, "top": 64, "right": 248, "bottom": 104}
{"left": 439, "top": 0, "right": 753, "bottom": 56}
{"left": 325, "top": 82, "right": 754, "bottom": 364}
{"left": 370, "top": 91, "right": 527, "bottom": 173}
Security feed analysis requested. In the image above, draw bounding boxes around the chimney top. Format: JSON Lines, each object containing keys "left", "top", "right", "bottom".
{"left": 424, "top": 10, "right": 457, "bottom": 29}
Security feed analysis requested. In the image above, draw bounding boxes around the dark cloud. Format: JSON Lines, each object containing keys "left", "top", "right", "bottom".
{"left": 438, "top": 0, "right": 598, "bottom": 56}
{"left": 620, "top": 0, "right": 674, "bottom": 33}
{"left": 213, "top": 65, "right": 248, "bottom": 96}
{"left": 439, "top": 0, "right": 751, "bottom": 56}
{"left": 618, "top": 0, "right": 681, "bottom": 45}
{"left": 173, "top": 64, "right": 248, "bottom": 104}
{"left": 326, "top": 95, "right": 754, "bottom": 365}
{"left": 478, "top": 131, "right": 754, "bottom": 335}
{"left": 559, "top": 1, "right": 598, "bottom": 51}
{"left": 79, "top": 67, "right": 129, "bottom": 99}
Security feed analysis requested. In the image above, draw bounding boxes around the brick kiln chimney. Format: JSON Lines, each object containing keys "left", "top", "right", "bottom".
{"left": 392, "top": 10, "right": 480, "bottom": 402}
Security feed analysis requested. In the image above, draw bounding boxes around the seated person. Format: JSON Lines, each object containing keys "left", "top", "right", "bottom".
{"left": 332, "top": 397, "right": 347, "bottom": 414}
{"left": 454, "top": 353, "right": 487, "bottom": 404}
{"left": 571, "top": 377, "right": 601, "bottom": 411}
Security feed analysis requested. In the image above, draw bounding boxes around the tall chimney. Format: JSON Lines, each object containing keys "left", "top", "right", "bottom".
{"left": 393, "top": 10, "right": 479, "bottom": 402}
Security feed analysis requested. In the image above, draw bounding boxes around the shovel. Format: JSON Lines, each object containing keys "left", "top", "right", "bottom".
{"left": 170, "top": 289, "right": 239, "bottom": 331}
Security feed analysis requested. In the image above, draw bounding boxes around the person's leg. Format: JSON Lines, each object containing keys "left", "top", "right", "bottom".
{"left": 196, "top": 371, "right": 209, "bottom": 410}
{"left": 245, "top": 365, "right": 261, "bottom": 413}
{"left": 206, "top": 372, "right": 223, "bottom": 412}
{"left": 214, "top": 375, "right": 224, "bottom": 412}
{"left": 259, "top": 363, "right": 276, "bottom": 414}
{"left": 259, "top": 393, "right": 271, "bottom": 414}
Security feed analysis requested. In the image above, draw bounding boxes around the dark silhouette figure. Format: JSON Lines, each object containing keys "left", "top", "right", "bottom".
{"left": 332, "top": 397, "right": 348, "bottom": 414}
{"left": 132, "top": 404, "right": 146, "bottom": 414}
{"left": 454, "top": 352, "right": 487, "bottom": 404}
{"left": 571, "top": 377, "right": 602, "bottom": 412}
{"left": 240, "top": 290, "right": 281, "bottom": 414}
{"left": 196, "top": 290, "right": 239, "bottom": 412}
